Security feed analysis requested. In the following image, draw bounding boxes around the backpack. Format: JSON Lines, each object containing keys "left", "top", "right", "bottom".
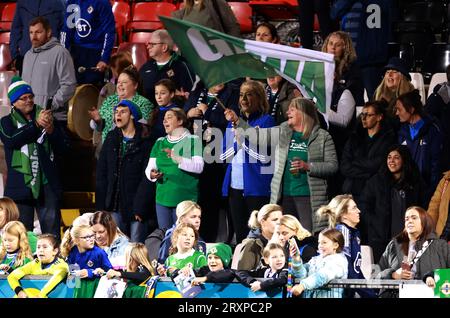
{"left": 144, "top": 227, "right": 168, "bottom": 264}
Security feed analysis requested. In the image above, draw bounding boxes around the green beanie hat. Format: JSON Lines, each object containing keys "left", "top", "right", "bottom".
{"left": 207, "top": 243, "right": 232, "bottom": 268}
{"left": 8, "top": 76, "right": 34, "bottom": 104}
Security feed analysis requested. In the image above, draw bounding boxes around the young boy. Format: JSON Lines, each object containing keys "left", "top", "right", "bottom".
{"left": 191, "top": 243, "right": 235, "bottom": 285}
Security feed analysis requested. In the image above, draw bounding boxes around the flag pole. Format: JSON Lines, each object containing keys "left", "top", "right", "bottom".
{"left": 213, "top": 96, "right": 227, "bottom": 111}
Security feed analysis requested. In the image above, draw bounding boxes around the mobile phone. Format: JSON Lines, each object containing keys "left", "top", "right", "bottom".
{"left": 45, "top": 98, "right": 53, "bottom": 110}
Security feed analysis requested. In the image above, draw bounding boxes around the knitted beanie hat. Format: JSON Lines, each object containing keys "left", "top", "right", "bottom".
{"left": 207, "top": 243, "right": 232, "bottom": 268}
{"left": 8, "top": 76, "right": 34, "bottom": 104}
{"left": 114, "top": 99, "right": 142, "bottom": 124}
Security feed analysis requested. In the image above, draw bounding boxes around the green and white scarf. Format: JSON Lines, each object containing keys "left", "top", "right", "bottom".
{"left": 10, "top": 106, "right": 49, "bottom": 199}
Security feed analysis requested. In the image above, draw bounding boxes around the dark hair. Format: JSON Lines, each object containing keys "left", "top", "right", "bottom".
{"left": 382, "top": 144, "right": 420, "bottom": 188}
{"left": 110, "top": 51, "right": 133, "bottom": 77}
{"left": 155, "top": 78, "right": 177, "bottom": 94}
{"left": 119, "top": 65, "right": 142, "bottom": 94}
{"left": 256, "top": 22, "right": 279, "bottom": 43}
{"left": 37, "top": 233, "right": 60, "bottom": 258}
{"left": 395, "top": 206, "right": 436, "bottom": 255}
{"left": 396, "top": 89, "right": 424, "bottom": 117}
{"left": 363, "top": 99, "right": 387, "bottom": 117}
{"left": 319, "top": 228, "right": 345, "bottom": 253}
{"left": 90, "top": 211, "right": 119, "bottom": 246}
{"left": 29, "top": 16, "right": 51, "bottom": 32}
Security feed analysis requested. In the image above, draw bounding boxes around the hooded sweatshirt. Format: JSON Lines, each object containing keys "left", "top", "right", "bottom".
{"left": 22, "top": 37, "right": 77, "bottom": 121}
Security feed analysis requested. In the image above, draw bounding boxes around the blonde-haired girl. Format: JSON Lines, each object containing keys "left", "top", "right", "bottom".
{"left": 157, "top": 200, "right": 206, "bottom": 263}
{"left": 0, "top": 197, "right": 38, "bottom": 254}
{"left": 158, "top": 223, "right": 206, "bottom": 277}
{"left": 0, "top": 221, "right": 33, "bottom": 274}
{"left": 107, "top": 243, "right": 156, "bottom": 298}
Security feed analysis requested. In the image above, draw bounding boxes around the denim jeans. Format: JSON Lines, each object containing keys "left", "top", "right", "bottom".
{"left": 155, "top": 204, "right": 177, "bottom": 229}
{"left": 111, "top": 212, "right": 148, "bottom": 243}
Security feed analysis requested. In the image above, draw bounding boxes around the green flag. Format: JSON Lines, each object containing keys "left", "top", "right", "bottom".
{"left": 160, "top": 16, "right": 335, "bottom": 113}
{"left": 434, "top": 268, "right": 450, "bottom": 298}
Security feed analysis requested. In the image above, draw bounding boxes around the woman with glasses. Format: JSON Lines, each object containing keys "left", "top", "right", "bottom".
{"left": 340, "top": 100, "right": 396, "bottom": 203}
{"left": 359, "top": 145, "right": 426, "bottom": 262}
{"left": 0, "top": 77, "right": 69, "bottom": 240}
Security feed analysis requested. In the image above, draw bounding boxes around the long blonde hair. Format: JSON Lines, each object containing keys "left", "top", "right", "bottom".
{"left": 240, "top": 80, "right": 270, "bottom": 115}
{"left": 248, "top": 204, "right": 282, "bottom": 230}
{"left": 0, "top": 197, "right": 20, "bottom": 229}
{"left": 322, "top": 31, "right": 356, "bottom": 81}
{"left": 374, "top": 74, "right": 415, "bottom": 115}
{"left": 289, "top": 97, "right": 319, "bottom": 138}
{"left": 0, "top": 221, "right": 32, "bottom": 268}
{"left": 125, "top": 243, "right": 155, "bottom": 275}
{"left": 317, "top": 194, "right": 354, "bottom": 228}
{"left": 60, "top": 225, "right": 93, "bottom": 258}
{"left": 279, "top": 215, "right": 311, "bottom": 241}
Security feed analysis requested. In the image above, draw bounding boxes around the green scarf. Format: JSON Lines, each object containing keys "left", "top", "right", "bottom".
{"left": 10, "top": 106, "right": 49, "bottom": 199}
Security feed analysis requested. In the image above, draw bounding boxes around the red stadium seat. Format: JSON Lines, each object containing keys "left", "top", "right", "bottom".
{"left": 112, "top": 1, "right": 131, "bottom": 44}
{"left": 127, "top": 2, "right": 176, "bottom": 33}
{"left": 0, "top": 3, "right": 16, "bottom": 32}
{"left": 129, "top": 31, "right": 153, "bottom": 44}
{"left": 228, "top": 2, "right": 253, "bottom": 34}
{"left": 0, "top": 32, "right": 10, "bottom": 44}
{"left": 0, "top": 43, "right": 12, "bottom": 71}
{"left": 117, "top": 42, "right": 149, "bottom": 71}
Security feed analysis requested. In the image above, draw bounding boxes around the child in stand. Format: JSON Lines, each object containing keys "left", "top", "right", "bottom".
{"left": 7, "top": 234, "right": 68, "bottom": 298}
{"left": 152, "top": 79, "right": 178, "bottom": 138}
{"left": 0, "top": 221, "right": 33, "bottom": 274}
{"left": 191, "top": 243, "right": 235, "bottom": 285}
{"left": 0, "top": 197, "right": 38, "bottom": 254}
{"left": 236, "top": 243, "right": 288, "bottom": 293}
{"left": 291, "top": 228, "right": 348, "bottom": 298}
{"left": 158, "top": 223, "right": 207, "bottom": 277}
{"left": 61, "top": 225, "right": 112, "bottom": 278}
{"left": 106, "top": 243, "right": 156, "bottom": 298}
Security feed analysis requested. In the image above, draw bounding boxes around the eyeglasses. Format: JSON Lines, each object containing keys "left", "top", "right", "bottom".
{"left": 360, "top": 112, "right": 377, "bottom": 119}
{"left": 147, "top": 42, "right": 164, "bottom": 47}
{"left": 79, "top": 234, "right": 95, "bottom": 241}
{"left": 18, "top": 95, "right": 34, "bottom": 102}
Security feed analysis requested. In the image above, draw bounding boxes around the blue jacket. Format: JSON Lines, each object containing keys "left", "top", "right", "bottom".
{"left": 61, "top": 0, "right": 115, "bottom": 63}
{"left": 221, "top": 112, "right": 275, "bottom": 197}
{"left": 0, "top": 106, "right": 69, "bottom": 201}
{"left": 336, "top": 223, "right": 364, "bottom": 279}
{"left": 10, "top": 0, "right": 65, "bottom": 59}
{"left": 398, "top": 115, "right": 442, "bottom": 200}
{"left": 67, "top": 245, "right": 112, "bottom": 279}
{"left": 331, "top": 0, "right": 393, "bottom": 66}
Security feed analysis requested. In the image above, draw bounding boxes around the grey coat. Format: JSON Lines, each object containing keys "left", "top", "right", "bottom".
{"left": 376, "top": 234, "right": 450, "bottom": 279}
{"left": 235, "top": 120, "right": 338, "bottom": 233}
{"left": 22, "top": 37, "right": 76, "bottom": 121}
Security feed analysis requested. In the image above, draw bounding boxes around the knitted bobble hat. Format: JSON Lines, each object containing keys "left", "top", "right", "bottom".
{"left": 8, "top": 76, "right": 34, "bottom": 104}
{"left": 114, "top": 99, "right": 142, "bottom": 124}
{"left": 206, "top": 243, "right": 232, "bottom": 268}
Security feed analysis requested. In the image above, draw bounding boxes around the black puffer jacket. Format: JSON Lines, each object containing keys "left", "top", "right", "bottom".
{"left": 341, "top": 121, "right": 396, "bottom": 197}
{"left": 96, "top": 124, "right": 155, "bottom": 221}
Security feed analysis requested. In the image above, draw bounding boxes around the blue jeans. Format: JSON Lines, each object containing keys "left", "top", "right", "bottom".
{"left": 111, "top": 212, "right": 148, "bottom": 243}
{"left": 155, "top": 204, "right": 177, "bottom": 229}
